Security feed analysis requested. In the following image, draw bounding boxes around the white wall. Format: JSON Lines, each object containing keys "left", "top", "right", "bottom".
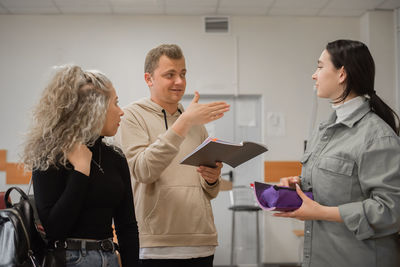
{"left": 360, "top": 10, "right": 396, "bottom": 110}
{"left": 0, "top": 14, "right": 362, "bottom": 163}
{"left": 0, "top": 12, "right": 397, "bottom": 265}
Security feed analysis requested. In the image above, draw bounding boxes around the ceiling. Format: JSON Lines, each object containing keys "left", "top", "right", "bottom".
{"left": 0, "top": 0, "right": 399, "bottom": 17}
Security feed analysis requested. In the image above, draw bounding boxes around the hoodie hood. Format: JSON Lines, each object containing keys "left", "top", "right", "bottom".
{"left": 135, "top": 98, "right": 185, "bottom": 116}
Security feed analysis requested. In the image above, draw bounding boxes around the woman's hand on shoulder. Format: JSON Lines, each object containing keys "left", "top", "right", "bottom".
{"left": 67, "top": 143, "right": 92, "bottom": 176}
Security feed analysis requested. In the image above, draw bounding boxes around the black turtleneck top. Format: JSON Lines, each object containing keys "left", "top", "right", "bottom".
{"left": 32, "top": 138, "right": 139, "bottom": 266}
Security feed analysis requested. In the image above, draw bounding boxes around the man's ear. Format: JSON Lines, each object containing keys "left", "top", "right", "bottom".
{"left": 338, "top": 66, "right": 347, "bottom": 84}
{"left": 144, "top": 73, "right": 153, "bottom": 87}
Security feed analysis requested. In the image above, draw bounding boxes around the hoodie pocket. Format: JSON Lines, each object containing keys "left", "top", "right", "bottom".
{"left": 145, "top": 186, "right": 215, "bottom": 235}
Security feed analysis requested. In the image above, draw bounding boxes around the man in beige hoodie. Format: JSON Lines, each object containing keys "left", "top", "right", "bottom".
{"left": 116, "top": 44, "right": 230, "bottom": 267}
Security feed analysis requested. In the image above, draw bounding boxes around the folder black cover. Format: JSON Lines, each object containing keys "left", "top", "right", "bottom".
{"left": 180, "top": 137, "right": 268, "bottom": 168}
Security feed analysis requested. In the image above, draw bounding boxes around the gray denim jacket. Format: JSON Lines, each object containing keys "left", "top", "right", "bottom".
{"left": 301, "top": 101, "right": 400, "bottom": 267}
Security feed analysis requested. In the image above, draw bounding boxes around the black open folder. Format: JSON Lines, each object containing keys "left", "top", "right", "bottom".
{"left": 180, "top": 137, "right": 268, "bottom": 168}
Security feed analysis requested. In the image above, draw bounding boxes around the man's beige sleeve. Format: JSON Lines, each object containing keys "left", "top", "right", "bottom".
{"left": 115, "top": 110, "right": 184, "bottom": 184}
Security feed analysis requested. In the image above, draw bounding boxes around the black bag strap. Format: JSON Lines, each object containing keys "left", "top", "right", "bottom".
{"left": 4, "top": 186, "right": 45, "bottom": 234}
{"left": 4, "top": 186, "right": 30, "bottom": 208}
{"left": 4, "top": 186, "right": 48, "bottom": 267}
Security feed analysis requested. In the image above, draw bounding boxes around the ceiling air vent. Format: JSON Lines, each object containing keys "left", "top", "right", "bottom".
{"left": 204, "top": 16, "right": 229, "bottom": 33}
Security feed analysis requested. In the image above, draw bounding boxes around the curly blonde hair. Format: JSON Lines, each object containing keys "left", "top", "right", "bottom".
{"left": 22, "top": 65, "right": 112, "bottom": 171}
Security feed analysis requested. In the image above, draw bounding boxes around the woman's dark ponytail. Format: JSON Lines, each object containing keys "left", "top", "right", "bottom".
{"left": 327, "top": 39, "right": 399, "bottom": 135}
{"left": 369, "top": 93, "right": 399, "bottom": 135}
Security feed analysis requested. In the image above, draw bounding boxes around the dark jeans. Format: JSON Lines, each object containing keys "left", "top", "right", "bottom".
{"left": 65, "top": 249, "right": 119, "bottom": 267}
{"left": 139, "top": 255, "right": 214, "bottom": 267}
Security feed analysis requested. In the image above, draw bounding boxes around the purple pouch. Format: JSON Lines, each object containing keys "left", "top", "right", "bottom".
{"left": 253, "top": 181, "right": 313, "bottom": 211}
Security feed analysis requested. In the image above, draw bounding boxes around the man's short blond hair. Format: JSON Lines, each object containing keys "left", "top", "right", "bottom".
{"left": 144, "top": 44, "right": 184, "bottom": 74}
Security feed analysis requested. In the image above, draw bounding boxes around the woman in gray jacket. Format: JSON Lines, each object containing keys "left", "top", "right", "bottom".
{"left": 277, "top": 39, "right": 400, "bottom": 267}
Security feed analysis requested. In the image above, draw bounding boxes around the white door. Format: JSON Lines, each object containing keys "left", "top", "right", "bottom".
{"left": 181, "top": 94, "right": 264, "bottom": 266}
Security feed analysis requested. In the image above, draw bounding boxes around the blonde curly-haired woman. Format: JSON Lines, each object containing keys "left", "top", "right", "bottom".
{"left": 22, "top": 65, "right": 139, "bottom": 267}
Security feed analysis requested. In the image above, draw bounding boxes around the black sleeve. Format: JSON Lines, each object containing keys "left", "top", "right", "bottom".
{"left": 33, "top": 167, "right": 90, "bottom": 240}
{"left": 113, "top": 155, "right": 139, "bottom": 267}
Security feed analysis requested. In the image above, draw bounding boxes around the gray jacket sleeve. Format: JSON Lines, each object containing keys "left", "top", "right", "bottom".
{"left": 339, "top": 136, "right": 400, "bottom": 240}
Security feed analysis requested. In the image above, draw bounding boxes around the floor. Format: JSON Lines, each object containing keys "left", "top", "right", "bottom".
{"left": 216, "top": 264, "right": 300, "bottom": 267}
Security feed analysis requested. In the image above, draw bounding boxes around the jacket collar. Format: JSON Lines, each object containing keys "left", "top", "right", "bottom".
{"left": 320, "top": 100, "right": 371, "bottom": 130}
